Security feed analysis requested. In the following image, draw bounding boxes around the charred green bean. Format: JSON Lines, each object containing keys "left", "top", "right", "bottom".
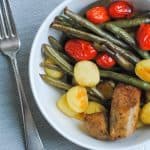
{"left": 104, "top": 17, "right": 150, "bottom": 28}
{"left": 48, "top": 36, "right": 75, "bottom": 64}
{"left": 48, "top": 36, "right": 63, "bottom": 51}
{"left": 55, "top": 15, "right": 85, "bottom": 30}
{"left": 40, "top": 74, "right": 71, "bottom": 90}
{"left": 42, "top": 44, "right": 73, "bottom": 75}
{"left": 101, "top": 70, "right": 150, "bottom": 90}
{"left": 41, "top": 62, "right": 62, "bottom": 71}
{"left": 104, "top": 23, "right": 150, "bottom": 59}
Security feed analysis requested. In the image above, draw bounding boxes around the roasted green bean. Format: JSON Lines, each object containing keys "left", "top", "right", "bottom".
{"left": 48, "top": 36, "right": 63, "bottom": 51}
{"left": 64, "top": 8, "right": 129, "bottom": 49}
{"left": 104, "top": 17, "right": 150, "bottom": 28}
{"left": 42, "top": 44, "right": 73, "bottom": 75}
{"left": 55, "top": 16, "right": 74, "bottom": 26}
{"left": 40, "top": 74, "right": 71, "bottom": 90}
{"left": 40, "top": 62, "right": 62, "bottom": 71}
{"left": 54, "top": 19, "right": 71, "bottom": 27}
{"left": 104, "top": 23, "right": 150, "bottom": 59}
{"left": 55, "top": 15, "right": 86, "bottom": 30}
{"left": 101, "top": 70, "right": 150, "bottom": 90}
{"left": 48, "top": 36, "right": 75, "bottom": 64}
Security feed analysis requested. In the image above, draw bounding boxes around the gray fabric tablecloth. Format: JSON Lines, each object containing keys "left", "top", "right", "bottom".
{"left": 0, "top": 0, "right": 84, "bottom": 149}
{"left": 0, "top": 0, "right": 149, "bottom": 150}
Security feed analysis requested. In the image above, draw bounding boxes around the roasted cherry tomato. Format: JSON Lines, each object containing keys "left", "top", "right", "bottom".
{"left": 96, "top": 53, "right": 116, "bottom": 69}
{"left": 86, "top": 6, "right": 110, "bottom": 24}
{"left": 108, "top": 1, "right": 134, "bottom": 19}
{"left": 136, "top": 24, "right": 150, "bottom": 51}
{"left": 65, "top": 39, "right": 97, "bottom": 61}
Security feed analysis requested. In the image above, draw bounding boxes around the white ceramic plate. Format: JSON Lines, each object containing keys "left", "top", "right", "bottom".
{"left": 29, "top": 0, "right": 150, "bottom": 149}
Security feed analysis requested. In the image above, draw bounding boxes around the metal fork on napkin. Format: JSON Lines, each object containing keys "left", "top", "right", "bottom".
{"left": 0, "top": 0, "right": 44, "bottom": 149}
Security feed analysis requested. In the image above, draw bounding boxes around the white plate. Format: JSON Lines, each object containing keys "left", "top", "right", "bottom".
{"left": 29, "top": 0, "right": 150, "bottom": 149}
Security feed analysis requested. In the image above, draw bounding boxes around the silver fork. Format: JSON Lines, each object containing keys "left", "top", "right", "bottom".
{"left": 0, "top": 0, "right": 44, "bottom": 150}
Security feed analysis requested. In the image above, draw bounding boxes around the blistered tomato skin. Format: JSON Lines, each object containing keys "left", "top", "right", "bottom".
{"left": 136, "top": 24, "right": 150, "bottom": 51}
{"left": 86, "top": 6, "right": 110, "bottom": 24}
{"left": 96, "top": 53, "right": 116, "bottom": 69}
{"left": 108, "top": 1, "right": 133, "bottom": 19}
{"left": 65, "top": 39, "right": 98, "bottom": 61}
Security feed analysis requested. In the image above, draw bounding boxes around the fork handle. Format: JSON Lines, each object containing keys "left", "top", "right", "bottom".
{"left": 10, "top": 54, "right": 44, "bottom": 150}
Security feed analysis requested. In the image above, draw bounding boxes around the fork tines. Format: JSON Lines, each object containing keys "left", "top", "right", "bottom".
{"left": 0, "top": 0, "right": 16, "bottom": 39}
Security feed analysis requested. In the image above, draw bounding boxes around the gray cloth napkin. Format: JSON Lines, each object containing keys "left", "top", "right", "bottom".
{"left": 0, "top": 0, "right": 84, "bottom": 149}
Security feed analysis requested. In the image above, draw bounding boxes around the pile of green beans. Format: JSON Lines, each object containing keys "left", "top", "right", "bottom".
{"left": 40, "top": 7, "right": 150, "bottom": 109}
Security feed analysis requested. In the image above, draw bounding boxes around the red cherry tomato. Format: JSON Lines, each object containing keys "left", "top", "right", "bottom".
{"left": 96, "top": 53, "right": 116, "bottom": 69}
{"left": 108, "top": 1, "right": 134, "bottom": 19}
{"left": 136, "top": 24, "right": 150, "bottom": 51}
{"left": 86, "top": 6, "right": 110, "bottom": 24}
{"left": 65, "top": 39, "right": 98, "bottom": 61}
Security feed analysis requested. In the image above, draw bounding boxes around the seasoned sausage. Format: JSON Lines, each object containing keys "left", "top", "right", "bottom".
{"left": 110, "top": 83, "right": 141, "bottom": 140}
{"left": 84, "top": 112, "right": 109, "bottom": 140}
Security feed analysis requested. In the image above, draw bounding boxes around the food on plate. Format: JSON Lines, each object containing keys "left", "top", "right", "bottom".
{"left": 94, "top": 43, "right": 135, "bottom": 71}
{"left": 44, "top": 67, "right": 64, "bottom": 79}
{"left": 146, "top": 91, "right": 150, "bottom": 102}
{"left": 48, "top": 36, "right": 63, "bottom": 51}
{"left": 64, "top": 7, "right": 129, "bottom": 48}
{"left": 135, "top": 59, "right": 150, "bottom": 82}
{"left": 84, "top": 112, "right": 109, "bottom": 140}
{"left": 57, "top": 94, "right": 77, "bottom": 117}
{"left": 66, "top": 86, "right": 88, "bottom": 113}
{"left": 104, "top": 17, "right": 150, "bottom": 28}
{"left": 51, "top": 19, "right": 141, "bottom": 64}
{"left": 110, "top": 84, "right": 141, "bottom": 140}
{"left": 42, "top": 58, "right": 55, "bottom": 66}
{"left": 86, "top": 6, "right": 110, "bottom": 24}
{"left": 40, "top": 0, "right": 150, "bottom": 141}
{"left": 74, "top": 61, "right": 100, "bottom": 87}
{"left": 140, "top": 102, "right": 150, "bottom": 124}
{"left": 96, "top": 81, "right": 115, "bottom": 100}
{"left": 65, "top": 39, "right": 97, "bottom": 61}
{"left": 40, "top": 74, "right": 71, "bottom": 90}
{"left": 108, "top": 1, "right": 134, "bottom": 19}
{"left": 104, "top": 23, "right": 150, "bottom": 59}
{"left": 42, "top": 44, "right": 73, "bottom": 75}
{"left": 136, "top": 24, "right": 150, "bottom": 51}
{"left": 96, "top": 52, "right": 116, "bottom": 69}
{"left": 85, "top": 101, "right": 106, "bottom": 114}
{"left": 101, "top": 70, "right": 150, "bottom": 90}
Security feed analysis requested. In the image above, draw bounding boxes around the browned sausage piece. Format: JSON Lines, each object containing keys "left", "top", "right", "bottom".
{"left": 110, "top": 83, "right": 141, "bottom": 140}
{"left": 84, "top": 112, "right": 109, "bottom": 140}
